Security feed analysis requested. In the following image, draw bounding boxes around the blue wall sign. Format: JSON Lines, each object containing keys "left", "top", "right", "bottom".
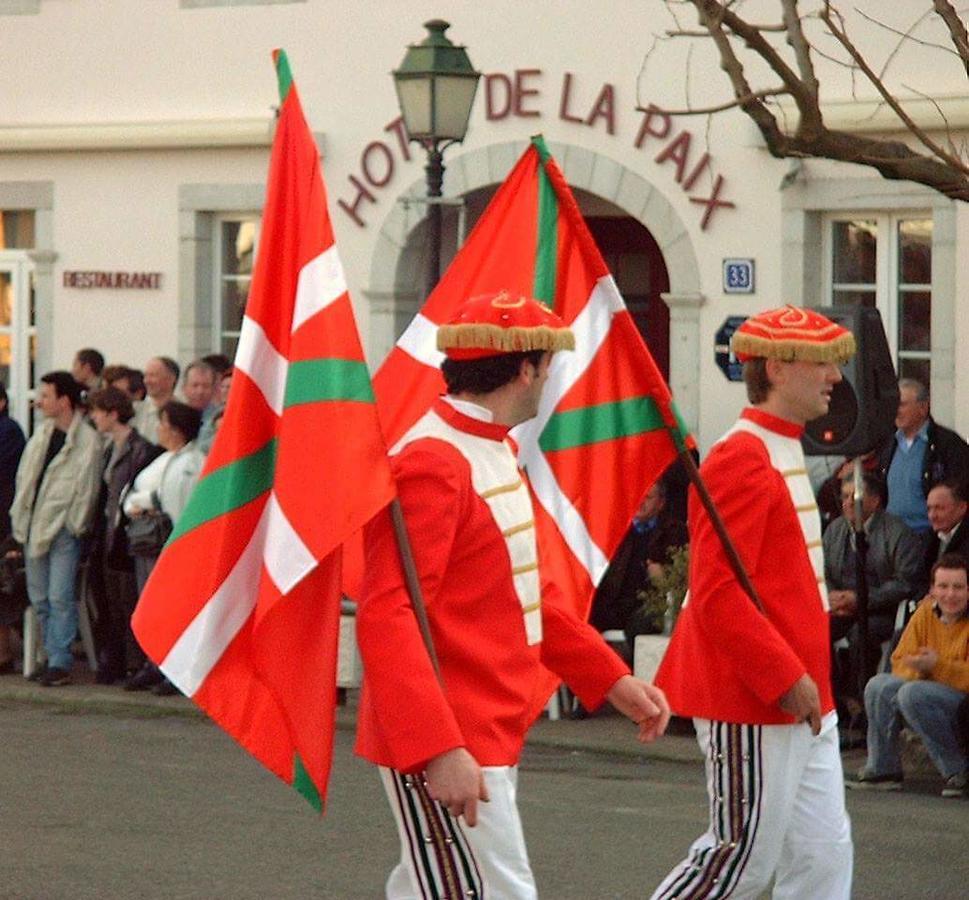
{"left": 723, "top": 258, "right": 755, "bottom": 294}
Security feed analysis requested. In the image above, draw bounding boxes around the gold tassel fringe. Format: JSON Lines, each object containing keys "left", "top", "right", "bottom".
{"left": 437, "top": 323, "right": 575, "bottom": 354}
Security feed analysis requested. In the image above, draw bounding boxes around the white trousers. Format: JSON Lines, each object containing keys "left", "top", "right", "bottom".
{"left": 651, "top": 713, "right": 853, "bottom": 899}
{"left": 379, "top": 765, "right": 537, "bottom": 900}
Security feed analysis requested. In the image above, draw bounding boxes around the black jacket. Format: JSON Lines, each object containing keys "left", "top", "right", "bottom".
{"left": 93, "top": 431, "right": 163, "bottom": 567}
{"left": 877, "top": 417, "right": 969, "bottom": 500}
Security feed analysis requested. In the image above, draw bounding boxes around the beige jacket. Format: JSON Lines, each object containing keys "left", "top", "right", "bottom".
{"left": 10, "top": 412, "right": 103, "bottom": 558}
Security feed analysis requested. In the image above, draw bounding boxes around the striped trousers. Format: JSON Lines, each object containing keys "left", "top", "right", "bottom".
{"left": 650, "top": 713, "right": 852, "bottom": 899}
{"left": 379, "top": 765, "right": 537, "bottom": 899}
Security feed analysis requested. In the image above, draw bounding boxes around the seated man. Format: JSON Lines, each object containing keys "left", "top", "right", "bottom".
{"left": 589, "top": 478, "right": 688, "bottom": 649}
{"left": 847, "top": 553, "right": 969, "bottom": 798}
{"left": 918, "top": 479, "right": 969, "bottom": 596}
{"left": 824, "top": 471, "right": 922, "bottom": 717}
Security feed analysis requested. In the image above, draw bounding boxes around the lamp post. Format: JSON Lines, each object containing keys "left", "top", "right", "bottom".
{"left": 393, "top": 19, "right": 480, "bottom": 298}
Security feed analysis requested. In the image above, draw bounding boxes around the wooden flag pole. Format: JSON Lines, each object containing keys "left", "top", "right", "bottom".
{"left": 657, "top": 405, "right": 767, "bottom": 616}
{"left": 389, "top": 497, "right": 444, "bottom": 683}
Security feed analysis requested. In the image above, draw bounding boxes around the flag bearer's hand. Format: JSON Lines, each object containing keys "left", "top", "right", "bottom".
{"left": 607, "top": 674, "right": 671, "bottom": 743}
{"left": 425, "top": 747, "right": 490, "bottom": 826}
{"left": 779, "top": 673, "right": 822, "bottom": 735}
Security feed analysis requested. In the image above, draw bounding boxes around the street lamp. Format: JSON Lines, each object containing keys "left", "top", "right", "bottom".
{"left": 393, "top": 19, "right": 480, "bottom": 298}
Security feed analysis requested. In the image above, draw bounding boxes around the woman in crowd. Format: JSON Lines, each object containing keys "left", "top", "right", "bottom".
{"left": 87, "top": 387, "right": 162, "bottom": 683}
{"left": 122, "top": 400, "right": 203, "bottom": 694}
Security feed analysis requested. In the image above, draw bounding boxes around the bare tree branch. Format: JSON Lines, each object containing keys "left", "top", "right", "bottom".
{"left": 640, "top": 87, "right": 791, "bottom": 116}
{"left": 650, "top": 1, "right": 969, "bottom": 202}
{"left": 855, "top": 7, "right": 960, "bottom": 68}
{"left": 821, "top": 2, "right": 969, "bottom": 174}
{"left": 933, "top": 0, "right": 969, "bottom": 75}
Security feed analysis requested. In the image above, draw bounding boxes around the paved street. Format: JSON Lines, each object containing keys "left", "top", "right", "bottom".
{"left": 1, "top": 698, "right": 966, "bottom": 899}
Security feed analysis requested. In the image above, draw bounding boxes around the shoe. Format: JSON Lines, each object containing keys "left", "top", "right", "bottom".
{"left": 124, "top": 664, "right": 162, "bottom": 691}
{"left": 151, "top": 678, "right": 180, "bottom": 697}
{"left": 941, "top": 773, "right": 967, "bottom": 799}
{"left": 26, "top": 664, "right": 48, "bottom": 683}
{"left": 845, "top": 768, "right": 903, "bottom": 791}
{"left": 40, "top": 667, "right": 73, "bottom": 687}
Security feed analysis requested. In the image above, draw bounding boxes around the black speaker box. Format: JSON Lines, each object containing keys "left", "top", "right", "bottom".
{"left": 802, "top": 306, "right": 899, "bottom": 457}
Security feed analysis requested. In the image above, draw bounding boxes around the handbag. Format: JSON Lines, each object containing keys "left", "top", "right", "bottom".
{"left": 125, "top": 511, "right": 173, "bottom": 557}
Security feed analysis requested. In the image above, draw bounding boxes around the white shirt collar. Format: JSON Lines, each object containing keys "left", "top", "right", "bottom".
{"left": 440, "top": 395, "right": 494, "bottom": 423}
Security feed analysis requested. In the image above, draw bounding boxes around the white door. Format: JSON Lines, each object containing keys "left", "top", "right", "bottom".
{"left": 0, "top": 252, "right": 37, "bottom": 432}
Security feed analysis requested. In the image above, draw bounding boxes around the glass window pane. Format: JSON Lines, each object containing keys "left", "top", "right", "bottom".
{"left": 832, "top": 220, "right": 877, "bottom": 284}
{"left": 0, "top": 210, "right": 35, "bottom": 250}
{"left": 221, "top": 335, "right": 239, "bottom": 360}
{"left": 898, "top": 356, "right": 930, "bottom": 392}
{"left": 832, "top": 288, "right": 876, "bottom": 308}
{"left": 0, "top": 333, "right": 10, "bottom": 389}
{"left": 898, "top": 219, "right": 932, "bottom": 285}
{"left": 899, "top": 290, "right": 931, "bottom": 352}
{"left": 29, "top": 333, "right": 36, "bottom": 390}
{"left": 221, "top": 221, "right": 257, "bottom": 276}
{"left": 221, "top": 278, "right": 250, "bottom": 333}
{"left": 0, "top": 272, "right": 11, "bottom": 327}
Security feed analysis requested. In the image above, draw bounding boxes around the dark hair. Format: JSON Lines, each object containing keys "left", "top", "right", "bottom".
{"left": 842, "top": 471, "right": 887, "bottom": 506}
{"left": 88, "top": 386, "right": 135, "bottom": 423}
{"left": 201, "top": 353, "right": 232, "bottom": 376}
{"left": 441, "top": 350, "right": 546, "bottom": 396}
{"left": 123, "top": 368, "right": 146, "bottom": 400}
{"left": 101, "top": 363, "right": 127, "bottom": 385}
{"left": 743, "top": 357, "right": 771, "bottom": 404}
{"left": 160, "top": 400, "right": 202, "bottom": 443}
{"left": 930, "top": 478, "right": 967, "bottom": 504}
{"left": 40, "top": 371, "right": 84, "bottom": 410}
{"left": 0, "top": 382, "right": 7, "bottom": 417}
{"left": 932, "top": 553, "right": 969, "bottom": 584}
{"left": 75, "top": 348, "right": 105, "bottom": 376}
{"left": 155, "top": 356, "right": 180, "bottom": 383}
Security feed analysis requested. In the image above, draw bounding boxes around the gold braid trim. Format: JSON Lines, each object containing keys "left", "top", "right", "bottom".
{"left": 730, "top": 331, "right": 856, "bottom": 364}
{"left": 437, "top": 323, "right": 575, "bottom": 354}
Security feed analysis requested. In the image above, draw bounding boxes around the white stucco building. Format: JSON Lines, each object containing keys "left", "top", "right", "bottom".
{"left": 1, "top": 0, "right": 966, "bottom": 451}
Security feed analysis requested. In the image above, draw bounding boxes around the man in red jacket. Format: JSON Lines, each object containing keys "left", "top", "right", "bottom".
{"left": 651, "top": 306, "right": 855, "bottom": 900}
{"left": 356, "top": 291, "right": 670, "bottom": 900}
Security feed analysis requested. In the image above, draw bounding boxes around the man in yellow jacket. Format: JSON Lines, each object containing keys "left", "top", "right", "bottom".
{"left": 848, "top": 552, "right": 969, "bottom": 798}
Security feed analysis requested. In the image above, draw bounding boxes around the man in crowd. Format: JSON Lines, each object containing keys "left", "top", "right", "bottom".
{"left": 9, "top": 372, "right": 102, "bottom": 686}
{"left": 921, "top": 480, "right": 969, "bottom": 587}
{"left": 653, "top": 306, "right": 854, "bottom": 899}
{"left": 848, "top": 553, "right": 969, "bottom": 798}
{"left": 105, "top": 366, "right": 146, "bottom": 403}
{"left": 824, "top": 471, "right": 922, "bottom": 721}
{"left": 355, "top": 291, "right": 669, "bottom": 899}
{"left": 71, "top": 348, "right": 104, "bottom": 396}
{"left": 590, "top": 479, "right": 688, "bottom": 651}
{"left": 877, "top": 378, "right": 969, "bottom": 540}
{"left": 182, "top": 359, "right": 219, "bottom": 453}
{"left": 133, "top": 356, "right": 179, "bottom": 444}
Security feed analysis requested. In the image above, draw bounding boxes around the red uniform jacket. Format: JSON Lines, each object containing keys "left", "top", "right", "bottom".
{"left": 355, "top": 399, "right": 629, "bottom": 773}
{"left": 656, "top": 408, "right": 835, "bottom": 724}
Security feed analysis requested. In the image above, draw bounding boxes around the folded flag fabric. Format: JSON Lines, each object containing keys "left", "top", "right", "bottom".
{"left": 132, "top": 49, "right": 395, "bottom": 812}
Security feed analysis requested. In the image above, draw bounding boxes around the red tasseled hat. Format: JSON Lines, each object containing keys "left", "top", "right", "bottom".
{"left": 437, "top": 290, "right": 575, "bottom": 360}
{"left": 731, "top": 305, "right": 856, "bottom": 364}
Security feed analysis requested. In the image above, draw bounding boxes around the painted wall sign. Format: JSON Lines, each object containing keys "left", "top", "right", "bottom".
{"left": 337, "top": 71, "right": 736, "bottom": 231}
{"left": 722, "top": 258, "right": 755, "bottom": 294}
{"left": 715, "top": 315, "right": 747, "bottom": 382}
{"left": 63, "top": 271, "right": 162, "bottom": 289}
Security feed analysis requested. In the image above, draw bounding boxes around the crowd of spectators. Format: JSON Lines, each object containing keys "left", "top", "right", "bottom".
{"left": 0, "top": 347, "right": 232, "bottom": 693}
{"left": 0, "top": 354, "right": 966, "bottom": 797}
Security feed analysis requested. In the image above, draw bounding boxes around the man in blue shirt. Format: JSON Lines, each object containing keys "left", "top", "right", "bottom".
{"left": 878, "top": 379, "right": 969, "bottom": 541}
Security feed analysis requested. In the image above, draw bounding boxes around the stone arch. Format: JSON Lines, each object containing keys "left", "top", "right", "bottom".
{"left": 364, "top": 140, "right": 704, "bottom": 431}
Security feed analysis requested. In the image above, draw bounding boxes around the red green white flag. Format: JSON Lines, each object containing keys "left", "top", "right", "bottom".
{"left": 132, "top": 50, "right": 395, "bottom": 812}
{"left": 373, "top": 137, "right": 690, "bottom": 709}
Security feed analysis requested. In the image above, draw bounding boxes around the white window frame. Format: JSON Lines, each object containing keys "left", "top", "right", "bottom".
{"left": 0, "top": 250, "right": 36, "bottom": 429}
{"left": 822, "top": 211, "right": 933, "bottom": 380}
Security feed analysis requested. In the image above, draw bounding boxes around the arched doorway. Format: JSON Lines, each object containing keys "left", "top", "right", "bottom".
{"left": 389, "top": 184, "right": 672, "bottom": 380}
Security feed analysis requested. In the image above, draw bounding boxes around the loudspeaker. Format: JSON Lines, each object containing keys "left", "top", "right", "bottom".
{"left": 802, "top": 306, "right": 899, "bottom": 457}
